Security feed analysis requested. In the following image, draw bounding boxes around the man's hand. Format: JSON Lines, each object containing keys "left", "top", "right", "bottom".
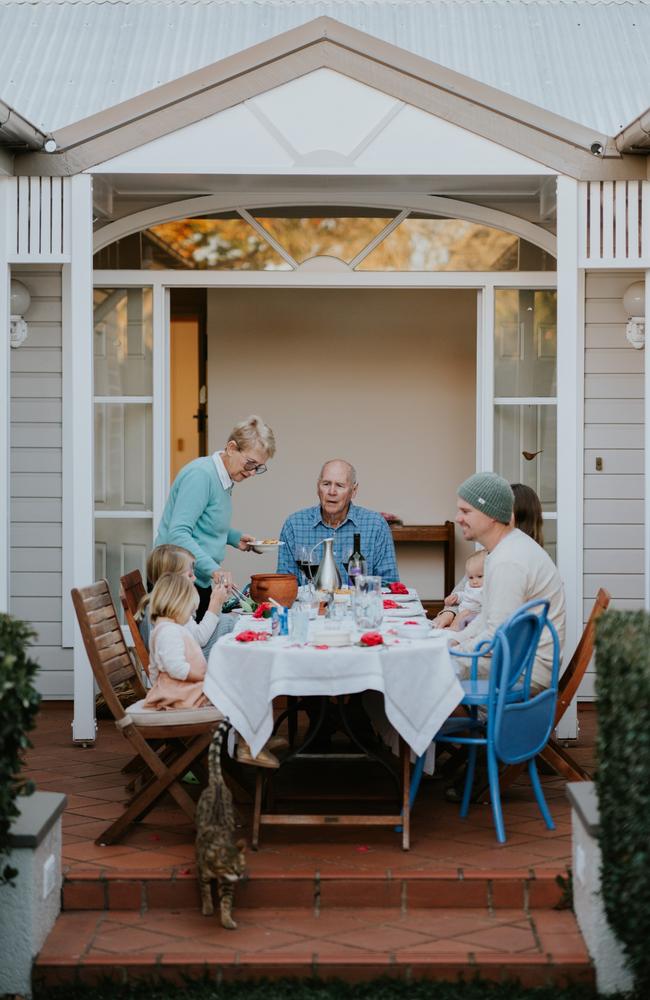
{"left": 237, "top": 534, "right": 257, "bottom": 552}
{"left": 433, "top": 609, "right": 456, "bottom": 629}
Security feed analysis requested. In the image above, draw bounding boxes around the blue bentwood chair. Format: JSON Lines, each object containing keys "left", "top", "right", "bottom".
{"left": 409, "top": 599, "right": 561, "bottom": 843}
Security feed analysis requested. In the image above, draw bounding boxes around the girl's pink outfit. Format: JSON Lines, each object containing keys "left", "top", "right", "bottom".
{"left": 143, "top": 617, "right": 211, "bottom": 710}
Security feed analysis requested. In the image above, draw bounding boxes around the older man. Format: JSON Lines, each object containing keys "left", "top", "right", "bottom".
{"left": 451, "top": 472, "right": 566, "bottom": 691}
{"left": 277, "top": 459, "right": 399, "bottom": 584}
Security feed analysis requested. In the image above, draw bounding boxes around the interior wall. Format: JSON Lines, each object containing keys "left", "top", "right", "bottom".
{"left": 206, "top": 288, "right": 476, "bottom": 598}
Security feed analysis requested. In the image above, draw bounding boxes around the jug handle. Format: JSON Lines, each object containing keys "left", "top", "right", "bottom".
{"left": 307, "top": 537, "right": 334, "bottom": 582}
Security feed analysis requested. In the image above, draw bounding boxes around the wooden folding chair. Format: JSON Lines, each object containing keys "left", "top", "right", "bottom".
{"left": 120, "top": 569, "right": 150, "bottom": 678}
{"left": 72, "top": 580, "right": 223, "bottom": 845}
{"left": 498, "top": 588, "right": 610, "bottom": 790}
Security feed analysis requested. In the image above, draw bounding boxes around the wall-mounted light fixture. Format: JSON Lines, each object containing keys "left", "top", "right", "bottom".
{"left": 623, "top": 281, "right": 645, "bottom": 350}
{"left": 10, "top": 279, "right": 31, "bottom": 348}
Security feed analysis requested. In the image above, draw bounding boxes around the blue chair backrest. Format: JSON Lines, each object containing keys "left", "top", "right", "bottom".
{"left": 492, "top": 602, "right": 561, "bottom": 765}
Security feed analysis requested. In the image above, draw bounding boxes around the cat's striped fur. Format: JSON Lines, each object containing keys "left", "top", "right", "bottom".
{"left": 195, "top": 720, "right": 246, "bottom": 928}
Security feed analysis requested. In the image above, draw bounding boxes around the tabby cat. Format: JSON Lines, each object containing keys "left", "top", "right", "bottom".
{"left": 195, "top": 720, "right": 246, "bottom": 929}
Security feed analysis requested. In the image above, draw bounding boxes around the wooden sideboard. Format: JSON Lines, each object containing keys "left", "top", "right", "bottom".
{"left": 390, "top": 521, "right": 456, "bottom": 618}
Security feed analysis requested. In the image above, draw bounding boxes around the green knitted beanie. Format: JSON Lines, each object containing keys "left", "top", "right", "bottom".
{"left": 457, "top": 472, "right": 514, "bottom": 524}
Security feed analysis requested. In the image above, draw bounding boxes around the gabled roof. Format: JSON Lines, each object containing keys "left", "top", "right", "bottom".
{"left": 0, "top": 0, "right": 649, "bottom": 137}
{"left": 14, "top": 16, "right": 643, "bottom": 179}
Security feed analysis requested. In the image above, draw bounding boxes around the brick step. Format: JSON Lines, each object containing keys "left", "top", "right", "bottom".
{"left": 62, "top": 867, "right": 567, "bottom": 912}
{"left": 36, "top": 905, "right": 593, "bottom": 988}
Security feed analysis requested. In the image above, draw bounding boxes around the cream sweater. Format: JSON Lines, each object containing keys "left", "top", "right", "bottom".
{"left": 453, "top": 528, "right": 566, "bottom": 690}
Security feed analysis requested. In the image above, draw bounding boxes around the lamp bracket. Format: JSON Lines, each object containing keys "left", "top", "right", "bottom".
{"left": 10, "top": 315, "right": 28, "bottom": 349}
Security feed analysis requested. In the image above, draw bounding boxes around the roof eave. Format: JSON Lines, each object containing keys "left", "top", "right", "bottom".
{"left": 616, "top": 108, "right": 650, "bottom": 153}
{"left": 0, "top": 98, "right": 48, "bottom": 151}
{"left": 12, "top": 16, "right": 640, "bottom": 180}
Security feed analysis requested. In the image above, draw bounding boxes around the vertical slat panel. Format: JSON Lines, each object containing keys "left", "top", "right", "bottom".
{"left": 602, "top": 181, "right": 614, "bottom": 260}
{"left": 578, "top": 181, "right": 589, "bottom": 263}
{"left": 6, "top": 178, "right": 18, "bottom": 258}
{"left": 29, "top": 177, "right": 42, "bottom": 256}
{"left": 40, "top": 177, "right": 52, "bottom": 256}
{"left": 61, "top": 178, "right": 70, "bottom": 258}
{"left": 589, "top": 181, "right": 601, "bottom": 262}
{"left": 51, "top": 178, "right": 62, "bottom": 257}
{"left": 17, "top": 177, "right": 30, "bottom": 256}
{"left": 627, "top": 180, "right": 639, "bottom": 262}
{"left": 642, "top": 181, "right": 650, "bottom": 261}
{"left": 614, "top": 181, "right": 627, "bottom": 261}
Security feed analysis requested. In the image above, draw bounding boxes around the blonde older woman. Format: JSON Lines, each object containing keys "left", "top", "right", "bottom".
{"left": 155, "top": 415, "right": 276, "bottom": 619}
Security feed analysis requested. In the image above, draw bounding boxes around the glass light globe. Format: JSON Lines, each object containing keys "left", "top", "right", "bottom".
{"left": 623, "top": 281, "right": 645, "bottom": 318}
{"left": 10, "top": 279, "right": 31, "bottom": 316}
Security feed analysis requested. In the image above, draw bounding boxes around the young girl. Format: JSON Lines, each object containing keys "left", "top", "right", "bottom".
{"left": 137, "top": 544, "right": 232, "bottom": 655}
{"left": 143, "top": 572, "right": 228, "bottom": 710}
{"left": 144, "top": 572, "right": 280, "bottom": 768}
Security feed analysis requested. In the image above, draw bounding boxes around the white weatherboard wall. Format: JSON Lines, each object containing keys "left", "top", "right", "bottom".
{"left": 582, "top": 271, "right": 645, "bottom": 698}
{"left": 10, "top": 266, "right": 72, "bottom": 698}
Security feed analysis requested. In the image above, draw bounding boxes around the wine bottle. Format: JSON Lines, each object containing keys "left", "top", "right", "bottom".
{"left": 347, "top": 532, "right": 367, "bottom": 585}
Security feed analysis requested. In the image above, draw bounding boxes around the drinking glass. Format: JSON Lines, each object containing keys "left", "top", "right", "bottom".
{"left": 352, "top": 575, "right": 383, "bottom": 629}
{"left": 288, "top": 605, "right": 310, "bottom": 643}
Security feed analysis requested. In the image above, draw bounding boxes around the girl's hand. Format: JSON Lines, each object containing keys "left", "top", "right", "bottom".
{"left": 209, "top": 575, "right": 230, "bottom": 614}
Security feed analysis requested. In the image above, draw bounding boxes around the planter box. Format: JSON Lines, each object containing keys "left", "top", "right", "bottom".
{"left": 0, "top": 791, "right": 66, "bottom": 998}
{"left": 567, "top": 782, "right": 634, "bottom": 995}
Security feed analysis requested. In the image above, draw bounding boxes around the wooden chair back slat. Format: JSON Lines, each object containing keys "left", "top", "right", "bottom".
{"left": 71, "top": 581, "right": 147, "bottom": 718}
{"left": 120, "top": 570, "right": 150, "bottom": 677}
{"left": 554, "top": 587, "right": 610, "bottom": 726}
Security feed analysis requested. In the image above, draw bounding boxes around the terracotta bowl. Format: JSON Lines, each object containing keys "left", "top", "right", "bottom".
{"left": 250, "top": 573, "right": 298, "bottom": 608}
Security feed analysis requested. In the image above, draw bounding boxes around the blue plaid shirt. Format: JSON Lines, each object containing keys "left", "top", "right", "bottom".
{"left": 277, "top": 503, "right": 399, "bottom": 585}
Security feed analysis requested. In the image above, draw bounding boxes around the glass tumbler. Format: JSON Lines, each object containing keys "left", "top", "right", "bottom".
{"left": 352, "top": 575, "right": 383, "bottom": 629}
{"left": 288, "top": 605, "right": 310, "bottom": 643}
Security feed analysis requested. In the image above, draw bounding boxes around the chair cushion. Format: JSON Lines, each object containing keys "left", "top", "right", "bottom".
{"left": 118, "top": 699, "right": 224, "bottom": 728}
{"left": 461, "top": 679, "right": 524, "bottom": 706}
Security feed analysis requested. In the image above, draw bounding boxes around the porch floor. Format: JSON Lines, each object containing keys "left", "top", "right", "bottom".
{"left": 27, "top": 703, "right": 596, "bottom": 987}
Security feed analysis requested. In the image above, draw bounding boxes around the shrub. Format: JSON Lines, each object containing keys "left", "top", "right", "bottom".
{"left": 0, "top": 614, "right": 42, "bottom": 885}
{"left": 596, "top": 609, "right": 650, "bottom": 994}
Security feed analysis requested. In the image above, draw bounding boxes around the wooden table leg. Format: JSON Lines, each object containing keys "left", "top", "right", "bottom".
{"left": 251, "top": 770, "right": 263, "bottom": 850}
{"left": 401, "top": 738, "right": 410, "bottom": 851}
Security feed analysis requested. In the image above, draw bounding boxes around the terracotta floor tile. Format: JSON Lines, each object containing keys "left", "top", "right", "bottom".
{"left": 457, "top": 922, "right": 539, "bottom": 953}
{"left": 89, "top": 923, "right": 178, "bottom": 953}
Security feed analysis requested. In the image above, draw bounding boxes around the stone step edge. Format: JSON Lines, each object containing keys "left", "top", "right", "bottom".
{"left": 35, "top": 952, "right": 594, "bottom": 988}
{"left": 62, "top": 867, "right": 567, "bottom": 911}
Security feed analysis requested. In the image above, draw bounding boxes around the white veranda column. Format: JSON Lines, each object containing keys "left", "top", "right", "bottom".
{"left": 63, "top": 175, "right": 96, "bottom": 743}
{"left": 556, "top": 175, "right": 584, "bottom": 739}
{"left": 0, "top": 179, "right": 10, "bottom": 612}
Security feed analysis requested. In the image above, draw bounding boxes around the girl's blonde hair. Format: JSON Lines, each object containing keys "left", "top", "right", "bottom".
{"left": 135, "top": 544, "right": 194, "bottom": 620}
{"left": 149, "top": 572, "right": 199, "bottom": 625}
{"left": 226, "top": 414, "right": 276, "bottom": 459}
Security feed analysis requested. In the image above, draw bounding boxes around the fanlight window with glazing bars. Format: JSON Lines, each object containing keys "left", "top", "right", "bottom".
{"left": 94, "top": 209, "right": 556, "bottom": 273}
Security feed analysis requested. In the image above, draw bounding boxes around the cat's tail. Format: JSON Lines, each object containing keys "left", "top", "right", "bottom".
{"left": 208, "top": 718, "right": 231, "bottom": 783}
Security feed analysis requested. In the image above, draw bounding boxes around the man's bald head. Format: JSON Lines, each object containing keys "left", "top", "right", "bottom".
{"left": 317, "top": 460, "right": 358, "bottom": 526}
{"left": 318, "top": 459, "right": 357, "bottom": 486}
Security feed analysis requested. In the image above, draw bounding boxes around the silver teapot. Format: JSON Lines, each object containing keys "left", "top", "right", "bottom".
{"left": 310, "top": 537, "right": 342, "bottom": 593}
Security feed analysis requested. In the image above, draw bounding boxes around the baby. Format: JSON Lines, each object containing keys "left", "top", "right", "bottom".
{"left": 434, "top": 549, "right": 486, "bottom": 630}
{"left": 450, "top": 549, "right": 486, "bottom": 630}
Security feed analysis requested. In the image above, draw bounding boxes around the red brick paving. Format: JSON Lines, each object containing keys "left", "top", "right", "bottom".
{"left": 27, "top": 703, "right": 596, "bottom": 985}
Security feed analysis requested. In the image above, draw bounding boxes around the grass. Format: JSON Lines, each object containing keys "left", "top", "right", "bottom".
{"left": 32, "top": 977, "right": 625, "bottom": 1000}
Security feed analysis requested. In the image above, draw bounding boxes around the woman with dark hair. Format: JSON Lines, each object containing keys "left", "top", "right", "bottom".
{"left": 511, "top": 482, "right": 544, "bottom": 547}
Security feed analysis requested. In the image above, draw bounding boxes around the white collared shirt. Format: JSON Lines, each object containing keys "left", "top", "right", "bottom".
{"left": 212, "top": 451, "right": 233, "bottom": 491}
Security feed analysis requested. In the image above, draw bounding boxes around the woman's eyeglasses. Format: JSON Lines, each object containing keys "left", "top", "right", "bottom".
{"left": 239, "top": 448, "right": 267, "bottom": 475}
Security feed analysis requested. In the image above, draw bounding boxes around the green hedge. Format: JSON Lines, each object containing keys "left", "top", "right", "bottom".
{"left": 596, "top": 610, "right": 650, "bottom": 995}
{"left": 0, "top": 613, "right": 41, "bottom": 885}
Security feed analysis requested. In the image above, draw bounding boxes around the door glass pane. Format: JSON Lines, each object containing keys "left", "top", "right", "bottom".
{"left": 356, "top": 218, "right": 556, "bottom": 271}
{"left": 94, "top": 288, "right": 153, "bottom": 395}
{"left": 494, "top": 404, "right": 557, "bottom": 511}
{"left": 253, "top": 212, "right": 397, "bottom": 263}
{"left": 542, "top": 518, "right": 557, "bottom": 564}
{"left": 95, "top": 518, "right": 152, "bottom": 618}
{"left": 94, "top": 403, "right": 153, "bottom": 511}
{"left": 494, "top": 289, "right": 557, "bottom": 397}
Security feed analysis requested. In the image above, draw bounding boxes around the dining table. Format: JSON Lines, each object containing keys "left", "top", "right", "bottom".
{"left": 204, "top": 588, "right": 464, "bottom": 850}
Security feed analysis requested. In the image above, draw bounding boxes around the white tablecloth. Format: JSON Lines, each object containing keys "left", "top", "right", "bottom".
{"left": 204, "top": 625, "right": 464, "bottom": 759}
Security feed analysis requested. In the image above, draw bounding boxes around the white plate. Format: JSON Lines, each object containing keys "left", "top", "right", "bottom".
{"left": 250, "top": 540, "right": 285, "bottom": 553}
{"left": 393, "top": 621, "right": 431, "bottom": 639}
{"left": 384, "top": 606, "right": 426, "bottom": 618}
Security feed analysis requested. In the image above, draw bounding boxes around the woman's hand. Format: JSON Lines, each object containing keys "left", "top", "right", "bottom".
{"left": 238, "top": 534, "right": 257, "bottom": 552}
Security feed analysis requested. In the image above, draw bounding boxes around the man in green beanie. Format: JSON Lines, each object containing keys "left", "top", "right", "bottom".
{"left": 450, "top": 472, "right": 565, "bottom": 690}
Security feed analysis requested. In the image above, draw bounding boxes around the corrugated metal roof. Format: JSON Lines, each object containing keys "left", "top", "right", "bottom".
{"left": 0, "top": 1, "right": 648, "bottom": 135}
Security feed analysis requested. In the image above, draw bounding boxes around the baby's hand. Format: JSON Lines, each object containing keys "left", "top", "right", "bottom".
{"left": 444, "top": 593, "right": 460, "bottom": 607}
